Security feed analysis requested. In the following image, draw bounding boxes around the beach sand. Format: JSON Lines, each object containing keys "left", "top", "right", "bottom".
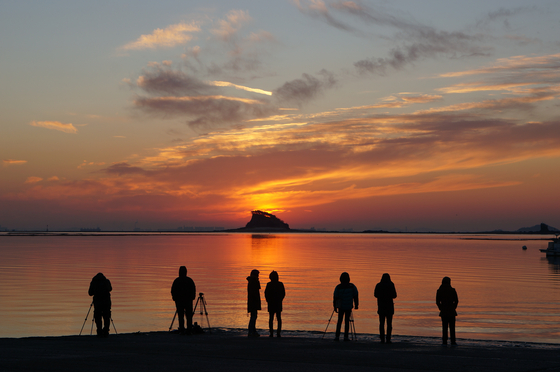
{"left": 1, "top": 329, "right": 560, "bottom": 372}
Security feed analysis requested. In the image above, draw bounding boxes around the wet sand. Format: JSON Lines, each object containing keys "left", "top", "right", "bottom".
{"left": 1, "top": 330, "right": 560, "bottom": 372}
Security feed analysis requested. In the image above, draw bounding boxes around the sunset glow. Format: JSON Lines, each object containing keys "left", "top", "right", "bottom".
{"left": 1, "top": 1, "right": 560, "bottom": 231}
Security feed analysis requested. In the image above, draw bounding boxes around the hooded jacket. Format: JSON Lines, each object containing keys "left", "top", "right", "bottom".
{"left": 171, "top": 267, "right": 196, "bottom": 303}
{"left": 247, "top": 274, "right": 261, "bottom": 312}
{"left": 333, "top": 273, "right": 359, "bottom": 311}
{"left": 88, "top": 273, "right": 112, "bottom": 308}
{"left": 265, "top": 272, "right": 285, "bottom": 313}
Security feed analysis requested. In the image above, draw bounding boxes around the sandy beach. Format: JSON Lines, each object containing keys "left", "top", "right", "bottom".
{"left": 1, "top": 329, "right": 560, "bottom": 372}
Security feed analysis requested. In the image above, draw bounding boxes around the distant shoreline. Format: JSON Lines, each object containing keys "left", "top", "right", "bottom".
{"left": 0, "top": 230, "right": 556, "bottom": 239}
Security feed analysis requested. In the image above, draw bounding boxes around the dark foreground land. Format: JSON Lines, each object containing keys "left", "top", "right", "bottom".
{"left": 2, "top": 330, "right": 560, "bottom": 372}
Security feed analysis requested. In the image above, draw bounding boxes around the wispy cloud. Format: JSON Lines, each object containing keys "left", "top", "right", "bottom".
{"left": 120, "top": 22, "right": 200, "bottom": 51}
{"left": 29, "top": 121, "right": 77, "bottom": 134}
{"left": 24, "top": 177, "right": 43, "bottom": 184}
{"left": 211, "top": 10, "right": 252, "bottom": 43}
{"left": 295, "top": 0, "right": 491, "bottom": 75}
{"left": 274, "top": 70, "right": 337, "bottom": 105}
{"left": 209, "top": 81, "right": 272, "bottom": 96}
{"left": 177, "top": 10, "right": 278, "bottom": 76}
{"left": 134, "top": 94, "right": 276, "bottom": 130}
{"left": 293, "top": 0, "right": 356, "bottom": 32}
{"left": 3, "top": 159, "right": 27, "bottom": 166}
{"left": 132, "top": 63, "right": 277, "bottom": 129}
{"left": 135, "top": 65, "right": 216, "bottom": 96}
{"left": 440, "top": 53, "right": 560, "bottom": 78}
{"left": 474, "top": 6, "right": 535, "bottom": 29}
{"left": 78, "top": 161, "right": 106, "bottom": 169}
{"left": 62, "top": 108, "right": 557, "bottom": 220}
{"left": 436, "top": 53, "right": 560, "bottom": 117}
{"left": 132, "top": 63, "right": 338, "bottom": 130}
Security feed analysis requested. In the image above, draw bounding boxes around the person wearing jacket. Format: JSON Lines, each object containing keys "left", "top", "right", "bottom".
{"left": 374, "top": 273, "right": 397, "bottom": 344}
{"left": 247, "top": 269, "right": 261, "bottom": 337}
{"left": 171, "top": 266, "right": 196, "bottom": 334}
{"left": 436, "top": 276, "right": 459, "bottom": 345}
{"left": 88, "top": 272, "right": 112, "bottom": 337}
{"left": 333, "top": 272, "right": 359, "bottom": 341}
{"left": 265, "top": 270, "right": 286, "bottom": 338}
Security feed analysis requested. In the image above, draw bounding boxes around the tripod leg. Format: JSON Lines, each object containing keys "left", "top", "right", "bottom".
{"left": 111, "top": 318, "right": 118, "bottom": 334}
{"left": 79, "top": 302, "right": 93, "bottom": 336}
{"left": 90, "top": 316, "right": 94, "bottom": 335}
{"left": 202, "top": 298, "right": 211, "bottom": 333}
{"left": 169, "top": 310, "right": 177, "bottom": 332}
{"left": 350, "top": 312, "right": 356, "bottom": 341}
{"left": 192, "top": 297, "right": 199, "bottom": 317}
{"left": 322, "top": 310, "right": 335, "bottom": 339}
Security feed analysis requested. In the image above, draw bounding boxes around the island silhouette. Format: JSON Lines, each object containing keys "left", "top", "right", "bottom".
{"left": 228, "top": 210, "right": 290, "bottom": 232}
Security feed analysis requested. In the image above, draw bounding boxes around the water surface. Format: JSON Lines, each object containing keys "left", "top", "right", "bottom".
{"left": 0, "top": 233, "right": 558, "bottom": 342}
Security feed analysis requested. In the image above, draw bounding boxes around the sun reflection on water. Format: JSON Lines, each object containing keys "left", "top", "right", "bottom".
{"left": 0, "top": 233, "right": 559, "bottom": 343}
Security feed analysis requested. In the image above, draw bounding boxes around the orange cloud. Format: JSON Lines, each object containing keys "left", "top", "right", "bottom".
{"left": 3, "top": 159, "right": 27, "bottom": 166}
{"left": 120, "top": 22, "right": 200, "bottom": 50}
{"left": 233, "top": 174, "right": 521, "bottom": 212}
{"left": 77, "top": 161, "right": 107, "bottom": 169}
{"left": 141, "top": 95, "right": 263, "bottom": 105}
{"left": 24, "top": 177, "right": 43, "bottom": 184}
{"left": 29, "top": 121, "right": 77, "bottom": 134}
{"left": 45, "top": 111, "right": 548, "bottom": 223}
{"left": 419, "top": 94, "right": 556, "bottom": 114}
{"left": 438, "top": 82, "right": 534, "bottom": 94}
{"left": 440, "top": 53, "right": 560, "bottom": 78}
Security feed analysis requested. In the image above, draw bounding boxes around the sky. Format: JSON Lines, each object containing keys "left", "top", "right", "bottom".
{"left": 1, "top": 0, "right": 560, "bottom": 232}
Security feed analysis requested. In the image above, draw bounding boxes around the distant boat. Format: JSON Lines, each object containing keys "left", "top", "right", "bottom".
{"left": 522, "top": 245, "right": 527, "bottom": 250}
{"left": 539, "top": 235, "right": 560, "bottom": 256}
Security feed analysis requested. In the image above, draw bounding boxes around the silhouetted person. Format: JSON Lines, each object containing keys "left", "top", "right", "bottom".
{"left": 374, "top": 273, "right": 397, "bottom": 344}
{"left": 88, "top": 273, "right": 112, "bottom": 337}
{"left": 171, "top": 266, "right": 196, "bottom": 334}
{"left": 247, "top": 269, "right": 261, "bottom": 337}
{"left": 436, "top": 276, "right": 458, "bottom": 345}
{"left": 333, "top": 272, "right": 359, "bottom": 341}
{"left": 265, "top": 270, "right": 285, "bottom": 337}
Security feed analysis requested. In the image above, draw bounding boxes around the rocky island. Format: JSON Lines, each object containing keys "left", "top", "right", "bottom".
{"left": 232, "top": 210, "right": 290, "bottom": 232}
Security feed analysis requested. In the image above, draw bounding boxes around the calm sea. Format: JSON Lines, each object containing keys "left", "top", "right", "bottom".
{"left": 0, "top": 233, "right": 559, "bottom": 343}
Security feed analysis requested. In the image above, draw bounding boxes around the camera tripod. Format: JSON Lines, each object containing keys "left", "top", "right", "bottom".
{"left": 321, "top": 309, "right": 356, "bottom": 340}
{"left": 169, "top": 292, "right": 211, "bottom": 333}
{"left": 79, "top": 301, "right": 117, "bottom": 336}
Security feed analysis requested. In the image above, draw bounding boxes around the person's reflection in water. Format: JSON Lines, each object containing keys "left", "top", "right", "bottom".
{"left": 88, "top": 272, "right": 112, "bottom": 337}
{"left": 374, "top": 273, "right": 397, "bottom": 344}
{"left": 247, "top": 269, "right": 261, "bottom": 337}
{"left": 436, "top": 276, "right": 458, "bottom": 345}
{"left": 265, "top": 270, "right": 285, "bottom": 338}
{"left": 171, "top": 266, "right": 196, "bottom": 335}
{"left": 333, "top": 272, "right": 359, "bottom": 341}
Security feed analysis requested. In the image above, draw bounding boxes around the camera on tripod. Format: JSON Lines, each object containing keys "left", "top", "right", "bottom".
{"left": 168, "top": 292, "right": 211, "bottom": 333}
